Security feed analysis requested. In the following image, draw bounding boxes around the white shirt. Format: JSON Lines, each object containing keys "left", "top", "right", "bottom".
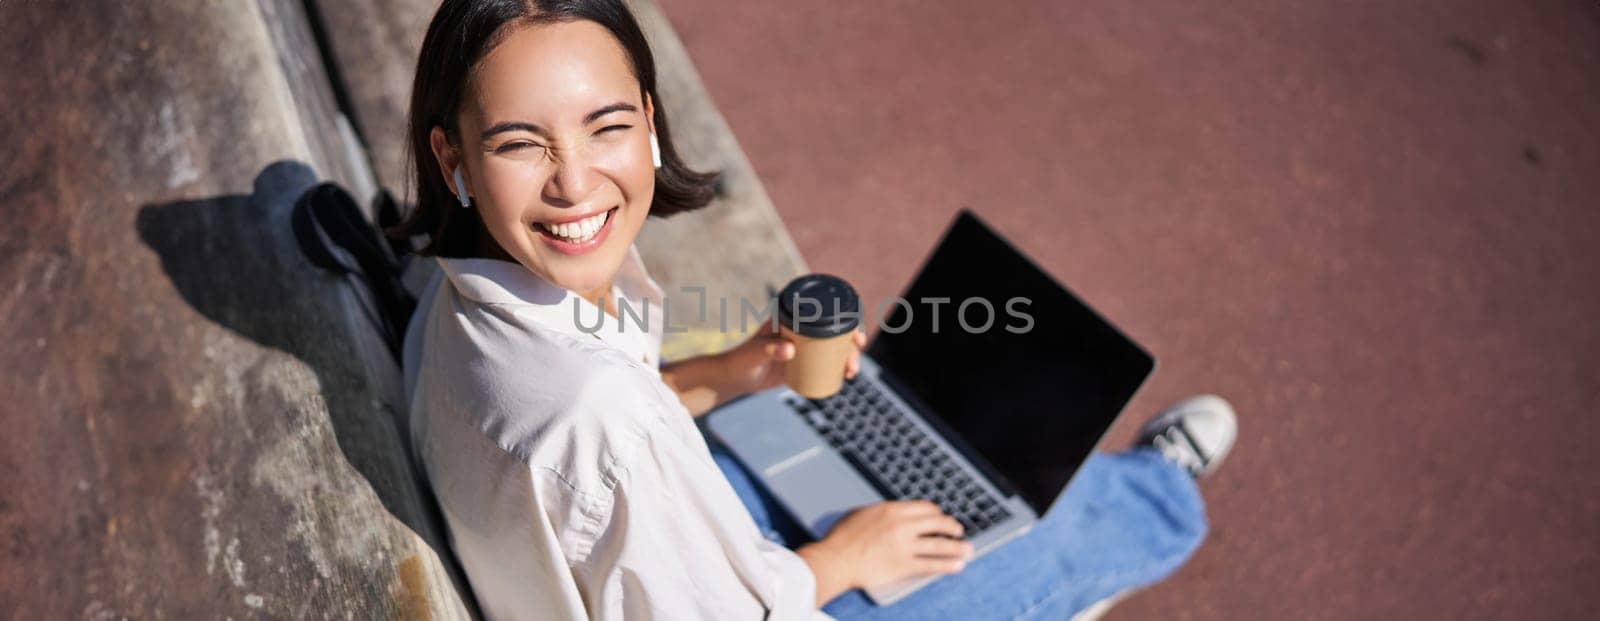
{"left": 402, "top": 244, "right": 831, "bottom": 621}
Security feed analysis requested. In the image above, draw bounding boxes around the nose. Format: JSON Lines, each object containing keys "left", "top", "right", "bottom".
{"left": 542, "top": 147, "right": 601, "bottom": 207}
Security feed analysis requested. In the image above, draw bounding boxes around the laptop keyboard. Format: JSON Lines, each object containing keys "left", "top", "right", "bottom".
{"left": 784, "top": 376, "right": 1012, "bottom": 537}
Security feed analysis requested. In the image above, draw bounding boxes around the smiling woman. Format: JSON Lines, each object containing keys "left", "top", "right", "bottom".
{"left": 387, "top": 0, "right": 716, "bottom": 305}
{"left": 391, "top": 1, "right": 867, "bottom": 619}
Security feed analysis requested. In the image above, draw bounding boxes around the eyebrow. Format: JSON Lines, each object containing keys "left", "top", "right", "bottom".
{"left": 479, "top": 102, "right": 639, "bottom": 140}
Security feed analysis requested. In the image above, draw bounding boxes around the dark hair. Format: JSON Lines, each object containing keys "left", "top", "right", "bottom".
{"left": 386, "top": 0, "right": 719, "bottom": 257}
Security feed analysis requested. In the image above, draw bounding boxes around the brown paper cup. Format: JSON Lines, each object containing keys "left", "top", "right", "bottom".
{"left": 779, "top": 324, "right": 856, "bottom": 399}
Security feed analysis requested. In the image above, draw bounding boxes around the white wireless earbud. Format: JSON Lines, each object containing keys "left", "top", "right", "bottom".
{"left": 649, "top": 133, "right": 662, "bottom": 169}
{"left": 453, "top": 165, "right": 470, "bottom": 207}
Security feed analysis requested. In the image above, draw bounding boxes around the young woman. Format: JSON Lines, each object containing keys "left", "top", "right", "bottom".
{"left": 395, "top": 1, "right": 1237, "bottom": 619}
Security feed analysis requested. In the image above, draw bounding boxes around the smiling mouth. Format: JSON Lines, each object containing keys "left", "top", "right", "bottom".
{"left": 535, "top": 207, "right": 615, "bottom": 244}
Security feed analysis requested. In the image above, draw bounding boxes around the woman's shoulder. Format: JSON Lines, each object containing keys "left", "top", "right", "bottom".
{"left": 409, "top": 269, "right": 692, "bottom": 476}
{"left": 425, "top": 305, "right": 675, "bottom": 476}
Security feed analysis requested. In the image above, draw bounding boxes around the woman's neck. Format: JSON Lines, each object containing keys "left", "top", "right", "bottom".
{"left": 473, "top": 230, "right": 518, "bottom": 263}
{"left": 577, "top": 283, "right": 619, "bottom": 321}
{"left": 474, "top": 230, "right": 619, "bottom": 320}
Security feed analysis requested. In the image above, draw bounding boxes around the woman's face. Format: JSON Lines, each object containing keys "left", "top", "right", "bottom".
{"left": 432, "top": 19, "right": 656, "bottom": 296}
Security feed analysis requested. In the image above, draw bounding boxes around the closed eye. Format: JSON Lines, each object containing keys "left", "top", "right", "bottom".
{"left": 495, "top": 141, "right": 545, "bottom": 154}
{"left": 598, "top": 124, "right": 632, "bottom": 134}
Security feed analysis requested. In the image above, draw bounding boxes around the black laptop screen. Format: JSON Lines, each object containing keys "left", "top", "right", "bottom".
{"left": 865, "top": 210, "right": 1155, "bottom": 514}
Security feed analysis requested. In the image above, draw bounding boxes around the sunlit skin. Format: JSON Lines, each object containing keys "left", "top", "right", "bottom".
{"left": 426, "top": 19, "right": 965, "bottom": 607}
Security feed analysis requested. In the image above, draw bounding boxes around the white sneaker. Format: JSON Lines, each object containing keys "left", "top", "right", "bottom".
{"left": 1135, "top": 394, "right": 1238, "bottom": 478}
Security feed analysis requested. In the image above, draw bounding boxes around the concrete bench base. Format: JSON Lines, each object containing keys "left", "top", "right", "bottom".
{"left": 0, "top": 0, "right": 807, "bottom": 616}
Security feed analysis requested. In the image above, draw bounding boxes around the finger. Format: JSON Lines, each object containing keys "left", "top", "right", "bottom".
{"left": 845, "top": 351, "right": 860, "bottom": 378}
{"left": 907, "top": 513, "right": 966, "bottom": 539}
{"left": 912, "top": 556, "right": 967, "bottom": 576}
{"left": 894, "top": 498, "right": 943, "bottom": 517}
{"left": 914, "top": 536, "right": 975, "bottom": 559}
{"left": 760, "top": 335, "right": 792, "bottom": 358}
{"left": 854, "top": 328, "right": 867, "bottom": 348}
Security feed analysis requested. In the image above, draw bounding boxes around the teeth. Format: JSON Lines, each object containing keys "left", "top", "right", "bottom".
{"left": 542, "top": 209, "right": 609, "bottom": 242}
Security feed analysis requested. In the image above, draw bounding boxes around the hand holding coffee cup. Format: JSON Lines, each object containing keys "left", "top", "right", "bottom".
{"left": 776, "top": 274, "right": 864, "bottom": 399}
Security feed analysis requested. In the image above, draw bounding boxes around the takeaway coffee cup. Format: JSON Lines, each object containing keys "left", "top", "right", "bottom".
{"left": 775, "top": 273, "right": 862, "bottom": 399}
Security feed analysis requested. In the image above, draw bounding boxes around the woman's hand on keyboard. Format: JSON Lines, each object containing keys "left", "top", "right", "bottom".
{"left": 797, "top": 499, "right": 973, "bottom": 604}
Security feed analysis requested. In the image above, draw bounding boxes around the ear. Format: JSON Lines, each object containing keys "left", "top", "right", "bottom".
{"left": 429, "top": 126, "right": 465, "bottom": 196}
{"left": 643, "top": 91, "right": 657, "bottom": 135}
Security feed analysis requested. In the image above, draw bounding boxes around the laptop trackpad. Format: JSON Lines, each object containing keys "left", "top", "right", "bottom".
{"left": 765, "top": 449, "right": 885, "bottom": 537}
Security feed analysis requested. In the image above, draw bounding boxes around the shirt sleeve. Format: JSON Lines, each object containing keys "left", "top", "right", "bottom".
{"left": 573, "top": 371, "right": 827, "bottom": 621}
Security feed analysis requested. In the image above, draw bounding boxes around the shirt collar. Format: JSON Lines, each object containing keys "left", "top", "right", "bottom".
{"left": 437, "top": 244, "right": 666, "bottom": 368}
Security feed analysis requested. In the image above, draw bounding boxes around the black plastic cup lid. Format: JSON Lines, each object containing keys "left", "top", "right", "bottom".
{"left": 776, "top": 273, "right": 861, "bottom": 338}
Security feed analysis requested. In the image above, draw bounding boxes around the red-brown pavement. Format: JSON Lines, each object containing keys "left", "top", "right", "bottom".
{"left": 659, "top": 0, "right": 1600, "bottom": 618}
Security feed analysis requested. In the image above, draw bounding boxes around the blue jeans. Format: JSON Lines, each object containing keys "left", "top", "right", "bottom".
{"left": 706, "top": 436, "right": 1208, "bottom": 619}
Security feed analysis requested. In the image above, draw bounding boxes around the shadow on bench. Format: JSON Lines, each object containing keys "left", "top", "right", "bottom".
{"left": 136, "top": 160, "right": 477, "bottom": 618}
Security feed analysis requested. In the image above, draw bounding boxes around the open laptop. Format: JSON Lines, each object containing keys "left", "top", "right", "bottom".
{"left": 706, "top": 209, "right": 1155, "bottom": 605}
